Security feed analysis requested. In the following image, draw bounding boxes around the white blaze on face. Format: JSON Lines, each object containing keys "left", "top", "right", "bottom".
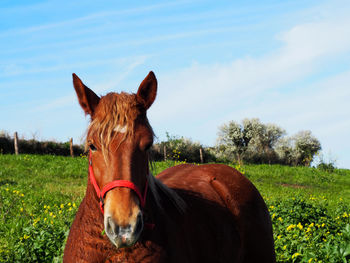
{"left": 114, "top": 125, "right": 127, "bottom": 134}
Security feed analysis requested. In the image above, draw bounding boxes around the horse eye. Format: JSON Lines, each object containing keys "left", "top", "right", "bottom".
{"left": 144, "top": 142, "right": 153, "bottom": 151}
{"left": 89, "top": 144, "right": 97, "bottom": 151}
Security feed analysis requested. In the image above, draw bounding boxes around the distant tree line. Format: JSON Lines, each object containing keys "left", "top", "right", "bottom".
{"left": 1, "top": 118, "right": 322, "bottom": 167}
{"left": 0, "top": 131, "right": 84, "bottom": 156}
{"left": 151, "top": 119, "right": 322, "bottom": 167}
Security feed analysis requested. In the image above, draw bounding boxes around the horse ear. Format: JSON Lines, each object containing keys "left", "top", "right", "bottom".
{"left": 72, "top": 73, "right": 100, "bottom": 116}
{"left": 136, "top": 71, "right": 157, "bottom": 110}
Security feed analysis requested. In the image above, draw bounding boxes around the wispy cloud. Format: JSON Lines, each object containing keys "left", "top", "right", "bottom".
{"left": 152, "top": 7, "right": 350, "bottom": 120}
{"left": 31, "top": 55, "right": 148, "bottom": 113}
{"left": 0, "top": 0, "right": 195, "bottom": 38}
{"left": 148, "top": 5, "right": 350, "bottom": 167}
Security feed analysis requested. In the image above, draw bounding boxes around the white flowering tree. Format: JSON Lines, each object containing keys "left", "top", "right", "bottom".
{"left": 216, "top": 118, "right": 285, "bottom": 164}
{"left": 275, "top": 130, "right": 321, "bottom": 166}
{"left": 293, "top": 130, "right": 321, "bottom": 166}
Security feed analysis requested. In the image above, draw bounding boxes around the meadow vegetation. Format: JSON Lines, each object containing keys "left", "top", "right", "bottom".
{"left": 0, "top": 154, "right": 349, "bottom": 262}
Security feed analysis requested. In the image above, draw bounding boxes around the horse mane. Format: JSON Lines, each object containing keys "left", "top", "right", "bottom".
{"left": 147, "top": 170, "right": 187, "bottom": 214}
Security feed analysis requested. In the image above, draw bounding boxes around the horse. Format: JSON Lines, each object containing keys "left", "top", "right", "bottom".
{"left": 63, "top": 71, "right": 276, "bottom": 263}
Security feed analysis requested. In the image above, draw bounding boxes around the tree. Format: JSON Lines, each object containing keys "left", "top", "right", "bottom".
{"left": 215, "top": 118, "right": 321, "bottom": 166}
{"left": 216, "top": 118, "right": 285, "bottom": 164}
{"left": 245, "top": 121, "right": 285, "bottom": 164}
{"left": 275, "top": 130, "right": 321, "bottom": 166}
{"left": 293, "top": 130, "right": 321, "bottom": 166}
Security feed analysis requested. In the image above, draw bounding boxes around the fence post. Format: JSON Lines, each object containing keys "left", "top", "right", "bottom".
{"left": 70, "top": 138, "right": 74, "bottom": 157}
{"left": 199, "top": 148, "right": 204, "bottom": 163}
{"left": 163, "top": 145, "right": 167, "bottom": 161}
{"left": 14, "top": 132, "right": 19, "bottom": 155}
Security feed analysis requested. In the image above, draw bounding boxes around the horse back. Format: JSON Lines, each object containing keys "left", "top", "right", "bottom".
{"left": 157, "top": 164, "right": 276, "bottom": 263}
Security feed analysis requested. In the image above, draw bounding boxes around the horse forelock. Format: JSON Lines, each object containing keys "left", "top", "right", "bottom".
{"left": 86, "top": 92, "right": 142, "bottom": 156}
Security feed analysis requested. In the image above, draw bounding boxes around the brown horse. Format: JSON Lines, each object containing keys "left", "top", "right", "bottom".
{"left": 63, "top": 72, "right": 276, "bottom": 263}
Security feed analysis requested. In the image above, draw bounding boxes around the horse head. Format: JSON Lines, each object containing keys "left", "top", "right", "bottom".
{"left": 72, "top": 72, "right": 157, "bottom": 249}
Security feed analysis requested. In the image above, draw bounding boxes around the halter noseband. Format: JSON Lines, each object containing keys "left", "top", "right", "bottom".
{"left": 88, "top": 150, "right": 149, "bottom": 214}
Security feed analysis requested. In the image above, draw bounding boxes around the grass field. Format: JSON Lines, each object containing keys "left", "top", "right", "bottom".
{"left": 0, "top": 154, "right": 349, "bottom": 262}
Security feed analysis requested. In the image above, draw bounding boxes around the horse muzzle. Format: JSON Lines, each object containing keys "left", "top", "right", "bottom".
{"left": 104, "top": 212, "right": 143, "bottom": 248}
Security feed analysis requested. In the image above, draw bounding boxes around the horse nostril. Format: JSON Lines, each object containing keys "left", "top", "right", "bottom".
{"left": 106, "top": 216, "right": 119, "bottom": 236}
{"left": 134, "top": 212, "right": 143, "bottom": 234}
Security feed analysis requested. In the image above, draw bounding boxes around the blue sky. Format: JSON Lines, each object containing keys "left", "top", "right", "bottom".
{"left": 1, "top": 0, "right": 350, "bottom": 168}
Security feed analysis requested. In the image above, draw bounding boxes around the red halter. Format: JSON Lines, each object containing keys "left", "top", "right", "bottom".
{"left": 88, "top": 150, "right": 149, "bottom": 214}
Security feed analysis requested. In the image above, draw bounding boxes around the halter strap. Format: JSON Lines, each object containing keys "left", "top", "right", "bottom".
{"left": 88, "top": 150, "right": 148, "bottom": 214}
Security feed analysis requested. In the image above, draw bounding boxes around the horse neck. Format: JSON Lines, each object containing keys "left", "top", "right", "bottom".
{"left": 145, "top": 174, "right": 186, "bottom": 223}
{"left": 83, "top": 177, "right": 105, "bottom": 222}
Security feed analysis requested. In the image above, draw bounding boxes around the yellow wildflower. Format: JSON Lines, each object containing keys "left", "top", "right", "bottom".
{"left": 286, "top": 224, "right": 295, "bottom": 231}
{"left": 292, "top": 253, "right": 301, "bottom": 259}
{"left": 297, "top": 223, "right": 303, "bottom": 230}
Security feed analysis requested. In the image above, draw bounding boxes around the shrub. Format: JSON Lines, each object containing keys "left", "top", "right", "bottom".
{"left": 151, "top": 133, "right": 216, "bottom": 163}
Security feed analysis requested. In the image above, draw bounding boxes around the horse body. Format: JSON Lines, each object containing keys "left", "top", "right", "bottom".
{"left": 157, "top": 164, "right": 275, "bottom": 262}
{"left": 65, "top": 163, "right": 274, "bottom": 262}
{"left": 64, "top": 72, "right": 275, "bottom": 262}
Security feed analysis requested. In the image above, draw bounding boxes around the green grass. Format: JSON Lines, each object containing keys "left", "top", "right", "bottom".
{"left": 0, "top": 154, "right": 87, "bottom": 262}
{"left": 243, "top": 164, "right": 350, "bottom": 209}
{"left": 0, "top": 154, "right": 349, "bottom": 262}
